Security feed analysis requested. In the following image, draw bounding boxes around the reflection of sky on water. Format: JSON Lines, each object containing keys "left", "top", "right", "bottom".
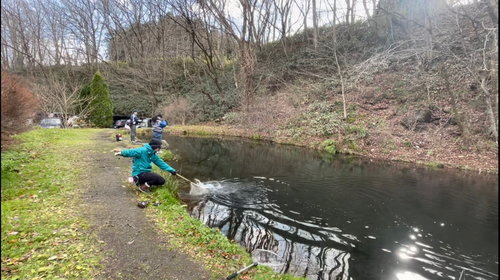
{"left": 390, "top": 225, "right": 498, "bottom": 280}
{"left": 183, "top": 176, "right": 498, "bottom": 280}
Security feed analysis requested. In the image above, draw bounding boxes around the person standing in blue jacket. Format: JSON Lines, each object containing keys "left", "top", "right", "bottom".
{"left": 152, "top": 114, "right": 168, "bottom": 141}
{"left": 114, "top": 139, "right": 176, "bottom": 194}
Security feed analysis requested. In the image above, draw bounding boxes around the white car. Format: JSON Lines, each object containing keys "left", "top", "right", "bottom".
{"left": 139, "top": 118, "right": 152, "bottom": 128}
{"left": 40, "top": 118, "right": 62, "bottom": 128}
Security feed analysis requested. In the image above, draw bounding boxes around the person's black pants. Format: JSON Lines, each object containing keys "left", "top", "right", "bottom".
{"left": 134, "top": 172, "right": 165, "bottom": 187}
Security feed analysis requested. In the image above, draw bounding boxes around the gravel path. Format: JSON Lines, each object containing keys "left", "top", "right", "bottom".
{"left": 81, "top": 130, "right": 211, "bottom": 279}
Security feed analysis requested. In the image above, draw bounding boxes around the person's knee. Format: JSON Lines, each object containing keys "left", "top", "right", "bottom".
{"left": 158, "top": 177, "right": 166, "bottom": 185}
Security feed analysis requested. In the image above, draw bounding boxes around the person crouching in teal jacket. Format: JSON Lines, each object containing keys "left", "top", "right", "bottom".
{"left": 114, "top": 139, "right": 176, "bottom": 194}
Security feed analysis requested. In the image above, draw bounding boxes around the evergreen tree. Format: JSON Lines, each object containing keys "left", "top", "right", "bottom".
{"left": 75, "top": 84, "right": 91, "bottom": 116}
{"left": 89, "top": 71, "right": 114, "bottom": 127}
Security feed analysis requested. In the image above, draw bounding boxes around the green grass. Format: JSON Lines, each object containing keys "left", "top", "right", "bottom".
{"left": 424, "top": 161, "right": 444, "bottom": 168}
{"left": 1, "top": 128, "right": 102, "bottom": 279}
{"left": 184, "top": 130, "right": 212, "bottom": 136}
{"left": 250, "top": 134, "right": 264, "bottom": 141}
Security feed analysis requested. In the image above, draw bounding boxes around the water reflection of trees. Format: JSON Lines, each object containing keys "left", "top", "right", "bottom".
{"left": 174, "top": 136, "right": 499, "bottom": 280}
{"left": 190, "top": 199, "right": 352, "bottom": 280}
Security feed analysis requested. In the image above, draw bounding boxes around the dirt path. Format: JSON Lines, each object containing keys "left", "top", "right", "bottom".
{"left": 81, "top": 130, "right": 211, "bottom": 279}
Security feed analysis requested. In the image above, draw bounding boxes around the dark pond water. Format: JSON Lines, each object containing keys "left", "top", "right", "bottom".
{"left": 164, "top": 135, "right": 498, "bottom": 280}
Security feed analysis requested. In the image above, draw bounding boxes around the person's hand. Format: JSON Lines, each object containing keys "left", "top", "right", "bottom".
{"left": 171, "top": 171, "right": 177, "bottom": 176}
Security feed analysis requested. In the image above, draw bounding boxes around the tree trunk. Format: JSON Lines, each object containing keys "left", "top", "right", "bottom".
{"left": 334, "top": 50, "right": 347, "bottom": 120}
{"left": 240, "top": 40, "right": 255, "bottom": 111}
{"left": 441, "top": 65, "right": 465, "bottom": 134}
{"left": 312, "top": 0, "right": 318, "bottom": 50}
{"left": 345, "top": 0, "right": 350, "bottom": 24}
{"left": 480, "top": 76, "right": 498, "bottom": 141}
{"left": 351, "top": 0, "right": 356, "bottom": 23}
{"left": 363, "top": 0, "right": 371, "bottom": 26}
{"left": 303, "top": 0, "right": 309, "bottom": 41}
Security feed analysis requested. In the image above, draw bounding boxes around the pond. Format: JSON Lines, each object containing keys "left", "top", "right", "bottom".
{"left": 164, "top": 135, "right": 498, "bottom": 280}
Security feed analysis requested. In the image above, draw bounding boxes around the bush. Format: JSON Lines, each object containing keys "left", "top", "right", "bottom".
{"left": 320, "top": 139, "right": 337, "bottom": 155}
{"left": 89, "top": 71, "right": 114, "bottom": 128}
{"left": 162, "top": 97, "right": 195, "bottom": 125}
{"left": 1, "top": 72, "right": 38, "bottom": 147}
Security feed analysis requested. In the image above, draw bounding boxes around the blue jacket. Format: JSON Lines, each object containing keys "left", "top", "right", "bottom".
{"left": 153, "top": 120, "right": 167, "bottom": 133}
{"left": 120, "top": 143, "right": 175, "bottom": 176}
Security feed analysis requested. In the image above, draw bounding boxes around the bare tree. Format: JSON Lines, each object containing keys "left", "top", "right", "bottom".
{"left": 1, "top": 0, "right": 31, "bottom": 69}
{"left": 331, "top": 0, "right": 347, "bottom": 119}
{"left": 31, "top": 77, "right": 96, "bottom": 127}
{"left": 344, "top": 0, "right": 351, "bottom": 24}
{"left": 441, "top": 2, "right": 498, "bottom": 141}
{"left": 198, "top": 0, "right": 271, "bottom": 110}
{"left": 42, "top": 0, "right": 66, "bottom": 66}
{"left": 274, "top": 0, "right": 294, "bottom": 41}
{"left": 61, "top": 0, "right": 105, "bottom": 67}
{"left": 362, "top": 0, "right": 372, "bottom": 26}
{"left": 296, "top": 0, "right": 311, "bottom": 41}
{"left": 164, "top": 0, "right": 228, "bottom": 100}
{"left": 312, "top": 0, "right": 318, "bottom": 50}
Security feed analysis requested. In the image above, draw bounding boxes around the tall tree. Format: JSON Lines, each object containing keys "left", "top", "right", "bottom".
{"left": 61, "top": 0, "right": 105, "bottom": 67}
{"left": 198, "top": 0, "right": 271, "bottom": 110}
{"left": 312, "top": 0, "right": 318, "bottom": 50}
{"left": 89, "top": 71, "right": 113, "bottom": 127}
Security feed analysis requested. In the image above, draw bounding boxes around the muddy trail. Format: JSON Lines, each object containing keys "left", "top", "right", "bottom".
{"left": 80, "top": 130, "right": 211, "bottom": 279}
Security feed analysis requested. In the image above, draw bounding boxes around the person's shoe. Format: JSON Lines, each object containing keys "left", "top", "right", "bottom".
{"left": 130, "top": 176, "right": 139, "bottom": 186}
{"left": 138, "top": 183, "right": 151, "bottom": 194}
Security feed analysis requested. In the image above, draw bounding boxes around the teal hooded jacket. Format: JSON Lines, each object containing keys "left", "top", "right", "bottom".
{"left": 120, "top": 143, "right": 176, "bottom": 176}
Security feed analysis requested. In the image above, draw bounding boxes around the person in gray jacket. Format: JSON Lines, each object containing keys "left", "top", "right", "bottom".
{"left": 152, "top": 114, "right": 168, "bottom": 141}
{"left": 129, "top": 110, "right": 140, "bottom": 142}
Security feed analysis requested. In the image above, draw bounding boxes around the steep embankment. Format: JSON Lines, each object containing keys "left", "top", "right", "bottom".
{"left": 165, "top": 118, "right": 498, "bottom": 174}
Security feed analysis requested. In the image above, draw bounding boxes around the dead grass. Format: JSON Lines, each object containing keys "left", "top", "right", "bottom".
{"left": 166, "top": 80, "right": 498, "bottom": 174}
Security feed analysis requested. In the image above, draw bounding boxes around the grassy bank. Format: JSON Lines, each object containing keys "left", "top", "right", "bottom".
{"left": 1, "top": 128, "right": 103, "bottom": 279}
{"left": 2, "top": 128, "right": 304, "bottom": 280}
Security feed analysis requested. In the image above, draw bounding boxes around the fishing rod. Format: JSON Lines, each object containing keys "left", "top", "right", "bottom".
{"left": 226, "top": 262, "right": 258, "bottom": 280}
{"left": 176, "top": 173, "right": 203, "bottom": 187}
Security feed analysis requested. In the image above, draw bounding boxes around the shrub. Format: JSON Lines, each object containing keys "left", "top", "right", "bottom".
{"left": 1, "top": 72, "right": 38, "bottom": 147}
{"left": 89, "top": 71, "right": 113, "bottom": 128}
{"left": 320, "top": 139, "right": 337, "bottom": 155}
{"left": 162, "top": 97, "right": 195, "bottom": 125}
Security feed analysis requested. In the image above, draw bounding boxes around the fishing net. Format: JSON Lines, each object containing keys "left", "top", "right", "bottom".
{"left": 251, "top": 249, "right": 286, "bottom": 272}
{"left": 189, "top": 179, "right": 221, "bottom": 195}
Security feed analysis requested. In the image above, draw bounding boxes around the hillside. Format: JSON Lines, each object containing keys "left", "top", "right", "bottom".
{"left": 170, "top": 5, "right": 497, "bottom": 173}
